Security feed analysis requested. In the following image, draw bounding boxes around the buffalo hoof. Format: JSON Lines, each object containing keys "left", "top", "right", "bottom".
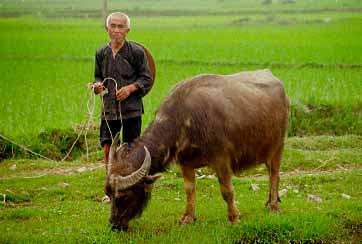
{"left": 179, "top": 214, "right": 196, "bottom": 225}
{"left": 110, "top": 224, "right": 128, "bottom": 232}
{"left": 267, "top": 204, "right": 281, "bottom": 214}
{"left": 228, "top": 211, "right": 240, "bottom": 224}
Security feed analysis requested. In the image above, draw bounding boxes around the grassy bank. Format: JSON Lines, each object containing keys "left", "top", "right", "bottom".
{"left": 1, "top": 135, "right": 362, "bottom": 243}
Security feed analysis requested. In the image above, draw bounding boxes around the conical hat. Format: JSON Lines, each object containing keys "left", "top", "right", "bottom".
{"left": 131, "top": 41, "right": 156, "bottom": 95}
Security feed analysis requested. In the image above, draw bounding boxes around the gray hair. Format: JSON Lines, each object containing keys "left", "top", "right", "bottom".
{"left": 106, "top": 12, "right": 131, "bottom": 28}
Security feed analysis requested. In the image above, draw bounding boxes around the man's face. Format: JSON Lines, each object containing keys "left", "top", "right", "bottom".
{"left": 106, "top": 16, "right": 129, "bottom": 44}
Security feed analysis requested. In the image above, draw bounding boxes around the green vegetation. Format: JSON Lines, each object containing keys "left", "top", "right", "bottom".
{"left": 0, "top": 0, "right": 361, "bottom": 243}
{"left": 1, "top": 0, "right": 362, "bottom": 16}
{"left": 0, "top": 7, "right": 361, "bottom": 138}
{"left": 1, "top": 136, "right": 362, "bottom": 243}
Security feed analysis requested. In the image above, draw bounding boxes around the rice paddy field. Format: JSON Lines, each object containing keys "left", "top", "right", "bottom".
{"left": 0, "top": 2, "right": 362, "bottom": 138}
{"left": 0, "top": 0, "right": 362, "bottom": 243}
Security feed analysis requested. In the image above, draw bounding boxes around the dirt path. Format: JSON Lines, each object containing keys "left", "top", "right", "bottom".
{"left": 0, "top": 162, "right": 104, "bottom": 180}
{"left": 5, "top": 166, "right": 361, "bottom": 181}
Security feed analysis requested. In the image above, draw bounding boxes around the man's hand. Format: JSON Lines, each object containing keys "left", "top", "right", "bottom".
{"left": 116, "top": 84, "right": 138, "bottom": 101}
{"left": 93, "top": 82, "right": 105, "bottom": 95}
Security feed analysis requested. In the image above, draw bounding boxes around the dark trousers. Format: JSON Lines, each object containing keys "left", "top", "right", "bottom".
{"left": 100, "top": 117, "right": 142, "bottom": 147}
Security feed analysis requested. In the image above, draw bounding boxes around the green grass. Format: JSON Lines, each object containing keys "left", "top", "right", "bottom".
{"left": 0, "top": 3, "right": 362, "bottom": 241}
{"left": 0, "top": 13, "right": 362, "bottom": 138}
{"left": 1, "top": 136, "right": 362, "bottom": 243}
{"left": 2, "top": 15, "right": 362, "bottom": 64}
{"left": 1, "top": 0, "right": 362, "bottom": 16}
{"left": 284, "top": 140, "right": 362, "bottom": 170}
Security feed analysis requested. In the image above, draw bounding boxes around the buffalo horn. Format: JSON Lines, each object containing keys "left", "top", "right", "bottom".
{"left": 107, "top": 132, "right": 120, "bottom": 176}
{"left": 115, "top": 146, "right": 151, "bottom": 191}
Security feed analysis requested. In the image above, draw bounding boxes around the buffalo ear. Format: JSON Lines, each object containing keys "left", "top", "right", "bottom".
{"left": 144, "top": 175, "right": 162, "bottom": 184}
{"left": 144, "top": 175, "right": 162, "bottom": 192}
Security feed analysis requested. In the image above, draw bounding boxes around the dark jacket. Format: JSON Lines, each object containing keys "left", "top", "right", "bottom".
{"left": 94, "top": 41, "right": 153, "bottom": 120}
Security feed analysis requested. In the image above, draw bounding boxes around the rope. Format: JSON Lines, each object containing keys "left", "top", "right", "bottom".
{"left": 0, "top": 77, "right": 122, "bottom": 162}
{"left": 61, "top": 77, "right": 122, "bottom": 161}
{"left": 64, "top": 77, "right": 123, "bottom": 160}
{"left": 84, "top": 89, "right": 96, "bottom": 161}
{"left": 60, "top": 83, "right": 97, "bottom": 162}
{"left": 60, "top": 127, "right": 85, "bottom": 162}
{"left": 0, "top": 133, "right": 55, "bottom": 162}
{"left": 95, "top": 77, "right": 123, "bottom": 144}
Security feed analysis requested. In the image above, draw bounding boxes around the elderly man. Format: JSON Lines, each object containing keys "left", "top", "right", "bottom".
{"left": 93, "top": 12, "right": 153, "bottom": 171}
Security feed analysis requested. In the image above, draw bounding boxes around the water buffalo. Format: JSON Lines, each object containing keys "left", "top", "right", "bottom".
{"left": 104, "top": 69, "right": 289, "bottom": 230}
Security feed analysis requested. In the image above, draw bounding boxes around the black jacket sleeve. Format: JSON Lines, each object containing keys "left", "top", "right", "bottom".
{"left": 94, "top": 50, "right": 103, "bottom": 84}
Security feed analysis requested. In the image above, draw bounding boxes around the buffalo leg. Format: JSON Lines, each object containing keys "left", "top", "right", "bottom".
{"left": 266, "top": 146, "right": 282, "bottom": 212}
{"left": 179, "top": 165, "right": 196, "bottom": 225}
{"left": 215, "top": 163, "right": 240, "bottom": 224}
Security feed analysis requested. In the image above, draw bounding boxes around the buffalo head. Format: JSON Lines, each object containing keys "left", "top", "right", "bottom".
{"left": 104, "top": 133, "right": 160, "bottom": 231}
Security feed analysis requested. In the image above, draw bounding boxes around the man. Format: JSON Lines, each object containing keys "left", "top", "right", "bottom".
{"left": 93, "top": 12, "right": 153, "bottom": 171}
